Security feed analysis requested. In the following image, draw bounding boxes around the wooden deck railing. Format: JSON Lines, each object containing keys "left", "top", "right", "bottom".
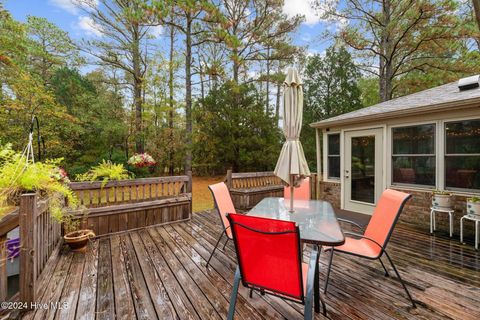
{"left": 0, "top": 193, "right": 62, "bottom": 309}
{"left": 69, "top": 173, "right": 193, "bottom": 237}
{"left": 225, "top": 170, "right": 318, "bottom": 210}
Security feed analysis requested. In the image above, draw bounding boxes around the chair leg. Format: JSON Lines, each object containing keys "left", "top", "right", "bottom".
{"left": 222, "top": 238, "right": 229, "bottom": 250}
{"left": 207, "top": 232, "right": 224, "bottom": 267}
{"left": 314, "top": 246, "right": 327, "bottom": 316}
{"left": 314, "top": 247, "right": 320, "bottom": 313}
{"left": 227, "top": 267, "right": 241, "bottom": 320}
{"left": 323, "top": 249, "right": 334, "bottom": 294}
{"left": 384, "top": 250, "right": 416, "bottom": 308}
{"left": 379, "top": 256, "right": 390, "bottom": 277}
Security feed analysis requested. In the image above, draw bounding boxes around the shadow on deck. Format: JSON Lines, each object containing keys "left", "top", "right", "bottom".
{"left": 21, "top": 210, "right": 480, "bottom": 320}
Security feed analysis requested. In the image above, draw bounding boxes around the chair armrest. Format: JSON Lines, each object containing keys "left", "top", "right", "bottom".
{"left": 343, "top": 231, "right": 386, "bottom": 251}
{"left": 337, "top": 218, "right": 365, "bottom": 232}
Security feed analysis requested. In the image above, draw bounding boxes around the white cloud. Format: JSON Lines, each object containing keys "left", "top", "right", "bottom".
{"left": 148, "top": 25, "right": 163, "bottom": 38}
{"left": 77, "top": 16, "right": 103, "bottom": 36}
{"left": 306, "top": 48, "right": 325, "bottom": 58}
{"left": 283, "top": 0, "right": 320, "bottom": 26}
{"left": 49, "top": 0, "right": 78, "bottom": 14}
{"left": 49, "top": 0, "right": 98, "bottom": 15}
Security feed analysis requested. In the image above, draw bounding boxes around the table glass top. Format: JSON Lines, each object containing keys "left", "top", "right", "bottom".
{"left": 248, "top": 198, "right": 345, "bottom": 246}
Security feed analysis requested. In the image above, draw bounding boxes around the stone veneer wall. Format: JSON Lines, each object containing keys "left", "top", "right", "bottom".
{"left": 318, "top": 180, "right": 476, "bottom": 238}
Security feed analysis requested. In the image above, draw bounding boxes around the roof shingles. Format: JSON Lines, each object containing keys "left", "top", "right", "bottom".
{"left": 310, "top": 80, "right": 480, "bottom": 128}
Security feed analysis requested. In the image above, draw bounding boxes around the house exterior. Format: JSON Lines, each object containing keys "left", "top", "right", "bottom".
{"left": 310, "top": 78, "right": 480, "bottom": 232}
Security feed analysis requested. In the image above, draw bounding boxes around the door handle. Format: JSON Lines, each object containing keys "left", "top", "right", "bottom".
{"left": 345, "top": 170, "right": 349, "bottom": 179}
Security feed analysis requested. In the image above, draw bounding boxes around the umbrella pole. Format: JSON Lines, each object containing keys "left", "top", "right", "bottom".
{"left": 289, "top": 175, "right": 295, "bottom": 213}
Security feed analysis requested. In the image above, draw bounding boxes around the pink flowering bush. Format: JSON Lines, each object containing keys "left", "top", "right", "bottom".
{"left": 128, "top": 153, "right": 156, "bottom": 168}
{"left": 51, "top": 167, "right": 70, "bottom": 184}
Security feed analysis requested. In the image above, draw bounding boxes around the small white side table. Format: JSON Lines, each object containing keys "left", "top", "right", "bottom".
{"left": 460, "top": 214, "right": 480, "bottom": 250}
{"left": 430, "top": 207, "right": 454, "bottom": 237}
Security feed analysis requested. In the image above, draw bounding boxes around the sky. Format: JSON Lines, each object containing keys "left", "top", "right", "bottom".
{"left": 5, "top": 0, "right": 335, "bottom": 59}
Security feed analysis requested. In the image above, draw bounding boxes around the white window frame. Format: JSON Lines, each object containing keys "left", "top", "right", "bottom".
{"left": 323, "top": 131, "right": 341, "bottom": 182}
{"left": 387, "top": 121, "right": 439, "bottom": 190}
{"left": 389, "top": 122, "right": 437, "bottom": 189}
{"left": 443, "top": 117, "right": 480, "bottom": 193}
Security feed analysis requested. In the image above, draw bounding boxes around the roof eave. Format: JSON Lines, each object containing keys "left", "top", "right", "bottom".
{"left": 309, "top": 97, "right": 480, "bottom": 129}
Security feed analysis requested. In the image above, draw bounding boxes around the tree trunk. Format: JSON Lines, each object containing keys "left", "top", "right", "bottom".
{"left": 199, "top": 59, "right": 205, "bottom": 100}
{"left": 132, "top": 24, "right": 143, "bottom": 153}
{"left": 266, "top": 46, "right": 270, "bottom": 114}
{"left": 379, "top": 0, "right": 392, "bottom": 102}
{"left": 275, "top": 62, "right": 281, "bottom": 121}
{"left": 472, "top": 0, "right": 480, "bottom": 50}
{"left": 232, "top": 48, "right": 239, "bottom": 83}
{"left": 168, "top": 23, "right": 175, "bottom": 175}
{"left": 184, "top": 14, "right": 193, "bottom": 174}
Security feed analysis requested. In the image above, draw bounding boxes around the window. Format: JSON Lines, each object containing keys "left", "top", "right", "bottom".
{"left": 327, "top": 134, "right": 340, "bottom": 179}
{"left": 445, "top": 119, "right": 480, "bottom": 191}
{"left": 392, "top": 124, "right": 436, "bottom": 186}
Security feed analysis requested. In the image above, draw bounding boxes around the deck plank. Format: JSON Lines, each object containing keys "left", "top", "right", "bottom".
{"left": 75, "top": 240, "right": 98, "bottom": 320}
{"left": 158, "top": 225, "right": 235, "bottom": 318}
{"left": 129, "top": 231, "right": 176, "bottom": 319}
{"left": 55, "top": 253, "right": 85, "bottom": 320}
{"left": 30, "top": 249, "right": 73, "bottom": 320}
{"left": 19, "top": 210, "right": 480, "bottom": 320}
{"left": 162, "top": 224, "right": 263, "bottom": 320}
{"left": 146, "top": 227, "right": 222, "bottom": 320}
{"left": 110, "top": 235, "right": 136, "bottom": 320}
{"left": 138, "top": 228, "right": 200, "bottom": 320}
{"left": 119, "top": 234, "right": 158, "bottom": 320}
{"left": 96, "top": 239, "right": 115, "bottom": 320}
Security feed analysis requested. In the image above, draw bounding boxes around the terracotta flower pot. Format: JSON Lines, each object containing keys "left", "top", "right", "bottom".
{"left": 64, "top": 230, "right": 95, "bottom": 253}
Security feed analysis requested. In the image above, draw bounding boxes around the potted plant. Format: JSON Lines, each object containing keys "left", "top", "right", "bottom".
{"left": 128, "top": 152, "right": 156, "bottom": 176}
{"left": 65, "top": 160, "right": 132, "bottom": 251}
{"left": 63, "top": 212, "right": 95, "bottom": 253}
{"left": 431, "top": 190, "right": 453, "bottom": 208}
{"left": 0, "top": 143, "right": 97, "bottom": 252}
{"left": 0, "top": 143, "right": 78, "bottom": 221}
{"left": 75, "top": 160, "right": 132, "bottom": 186}
{"left": 466, "top": 197, "right": 480, "bottom": 217}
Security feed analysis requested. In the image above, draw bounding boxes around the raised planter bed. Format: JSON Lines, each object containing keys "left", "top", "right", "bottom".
{"left": 69, "top": 174, "right": 192, "bottom": 237}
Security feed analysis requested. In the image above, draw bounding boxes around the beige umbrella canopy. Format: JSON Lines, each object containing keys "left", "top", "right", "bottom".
{"left": 274, "top": 67, "right": 310, "bottom": 212}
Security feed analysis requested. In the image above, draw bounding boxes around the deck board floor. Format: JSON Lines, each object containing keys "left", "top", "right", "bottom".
{"left": 21, "top": 210, "right": 480, "bottom": 320}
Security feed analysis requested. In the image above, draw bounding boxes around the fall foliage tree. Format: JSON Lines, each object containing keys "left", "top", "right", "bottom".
{"left": 318, "top": 0, "right": 472, "bottom": 101}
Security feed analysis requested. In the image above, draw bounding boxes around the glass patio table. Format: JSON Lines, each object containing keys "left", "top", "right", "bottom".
{"left": 248, "top": 197, "right": 345, "bottom": 247}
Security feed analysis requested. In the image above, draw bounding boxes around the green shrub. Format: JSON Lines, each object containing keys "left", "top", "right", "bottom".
{"left": 76, "top": 160, "right": 132, "bottom": 186}
{"left": 0, "top": 143, "right": 77, "bottom": 222}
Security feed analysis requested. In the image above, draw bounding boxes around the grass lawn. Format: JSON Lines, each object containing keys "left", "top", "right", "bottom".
{"left": 192, "top": 175, "right": 224, "bottom": 212}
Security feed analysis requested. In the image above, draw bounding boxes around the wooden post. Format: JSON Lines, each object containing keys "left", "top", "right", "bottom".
{"left": 310, "top": 173, "right": 318, "bottom": 200}
{"left": 0, "top": 234, "right": 7, "bottom": 302}
{"left": 226, "top": 169, "right": 233, "bottom": 189}
{"left": 186, "top": 170, "right": 193, "bottom": 193}
{"left": 186, "top": 171, "right": 193, "bottom": 218}
{"left": 20, "top": 193, "right": 37, "bottom": 306}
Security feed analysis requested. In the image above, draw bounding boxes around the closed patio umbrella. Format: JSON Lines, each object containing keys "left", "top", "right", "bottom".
{"left": 274, "top": 67, "right": 310, "bottom": 212}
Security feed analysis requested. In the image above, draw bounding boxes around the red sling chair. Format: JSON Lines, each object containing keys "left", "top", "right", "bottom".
{"left": 207, "top": 182, "right": 236, "bottom": 267}
{"left": 226, "top": 213, "right": 325, "bottom": 320}
{"left": 324, "top": 189, "right": 416, "bottom": 307}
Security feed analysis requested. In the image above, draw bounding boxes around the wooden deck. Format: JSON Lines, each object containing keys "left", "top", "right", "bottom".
{"left": 20, "top": 210, "right": 480, "bottom": 320}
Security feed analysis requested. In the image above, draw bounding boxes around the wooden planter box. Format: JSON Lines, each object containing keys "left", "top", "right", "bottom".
{"left": 69, "top": 174, "right": 192, "bottom": 237}
{"left": 226, "top": 171, "right": 317, "bottom": 211}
